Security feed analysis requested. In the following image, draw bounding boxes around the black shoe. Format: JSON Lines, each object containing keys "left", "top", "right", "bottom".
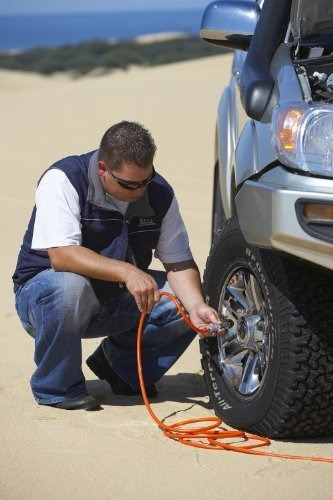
{"left": 86, "top": 345, "right": 157, "bottom": 398}
{"left": 48, "top": 395, "right": 100, "bottom": 411}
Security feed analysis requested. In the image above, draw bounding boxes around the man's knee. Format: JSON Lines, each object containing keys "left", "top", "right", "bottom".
{"left": 59, "top": 272, "right": 95, "bottom": 302}
{"left": 28, "top": 270, "right": 97, "bottom": 312}
{"left": 149, "top": 294, "right": 180, "bottom": 326}
{"left": 48, "top": 271, "right": 99, "bottom": 314}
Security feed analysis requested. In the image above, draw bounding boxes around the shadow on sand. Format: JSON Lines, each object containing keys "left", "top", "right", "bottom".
{"left": 85, "top": 375, "right": 333, "bottom": 445}
{"left": 86, "top": 372, "right": 212, "bottom": 411}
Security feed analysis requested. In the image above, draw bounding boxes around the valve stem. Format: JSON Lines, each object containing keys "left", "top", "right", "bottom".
{"left": 209, "top": 319, "right": 234, "bottom": 333}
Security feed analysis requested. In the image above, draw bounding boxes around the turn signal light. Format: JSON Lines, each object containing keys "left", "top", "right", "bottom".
{"left": 277, "top": 108, "right": 304, "bottom": 151}
{"left": 303, "top": 203, "right": 333, "bottom": 222}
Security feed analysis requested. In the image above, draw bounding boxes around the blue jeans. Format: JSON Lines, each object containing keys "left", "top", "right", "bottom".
{"left": 15, "top": 269, "right": 196, "bottom": 405}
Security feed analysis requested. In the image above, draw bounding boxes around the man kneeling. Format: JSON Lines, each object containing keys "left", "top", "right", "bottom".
{"left": 13, "top": 121, "right": 222, "bottom": 410}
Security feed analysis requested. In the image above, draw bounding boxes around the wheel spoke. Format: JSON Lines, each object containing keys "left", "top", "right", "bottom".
{"left": 221, "top": 330, "right": 237, "bottom": 349}
{"left": 219, "top": 330, "right": 238, "bottom": 348}
{"left": 225, "top": 282, "right": 249, "bottom": 315}
{"left": 238, "top": 353, "right": 260, "bottom": 394}
{"left": 243, "top": 270, "right": 263, "bottom": 313}
{"left": 219, "top": 299, "right": 239, "bottom": 325}
{"left": 257, "top": 347, "right": 267, "bottom": 378}
{"left": 223, "top": 347, "right": 248, "bottom": 366}
{"left": 221, "top": 348, "right": 248, "bottom": 390}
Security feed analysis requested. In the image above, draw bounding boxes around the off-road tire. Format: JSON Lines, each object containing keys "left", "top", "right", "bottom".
{"left": 201, "top": 216, "right": 333, "bottom": 438}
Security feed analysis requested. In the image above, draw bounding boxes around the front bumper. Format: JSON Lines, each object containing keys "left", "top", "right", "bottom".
{"left": 235, "top": 166, "right": 333, "bottom": 270}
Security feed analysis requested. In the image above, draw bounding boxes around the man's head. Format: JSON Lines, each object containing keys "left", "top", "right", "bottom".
{"left": 97, "top": 121, "right": 156, "bottom": 202}
{"left": 98, "top": 121, "right": 156, "bottom": 170}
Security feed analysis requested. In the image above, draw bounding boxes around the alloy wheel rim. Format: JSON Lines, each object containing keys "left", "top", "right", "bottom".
{"left": 217, "top": 266, "right": 270, "bottom": 396}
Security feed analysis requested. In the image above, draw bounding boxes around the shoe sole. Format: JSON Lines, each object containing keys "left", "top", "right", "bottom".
{"left": 50, "top": 399, "right": 101, "bottom": 411}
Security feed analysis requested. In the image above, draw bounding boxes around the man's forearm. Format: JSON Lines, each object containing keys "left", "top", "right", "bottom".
{"left": 48, "top": 245, "right": 161, "bottom": 313}
{"left": 48, "top": 245, "right": 131, "bottom": 283}
{"left": 164, "top": 260, "right": 205, "bottom": 313}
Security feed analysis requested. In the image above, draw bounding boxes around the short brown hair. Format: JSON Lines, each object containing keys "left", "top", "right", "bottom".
{"left": 98, "top": 121, "right": 156, "bottom": 170}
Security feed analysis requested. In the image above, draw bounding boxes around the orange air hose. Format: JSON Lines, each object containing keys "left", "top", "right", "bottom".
{"left": 136, "top": 291, "right": 333, "bottom": 463}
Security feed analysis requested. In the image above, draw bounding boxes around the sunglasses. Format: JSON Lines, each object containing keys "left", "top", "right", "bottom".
{"left": 108, "top": 166, "right": 155, "bottom": 191}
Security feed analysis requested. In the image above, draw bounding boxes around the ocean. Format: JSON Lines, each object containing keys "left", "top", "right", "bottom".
{"left": 0, "top": 10, "right": 203, "bottom": 52}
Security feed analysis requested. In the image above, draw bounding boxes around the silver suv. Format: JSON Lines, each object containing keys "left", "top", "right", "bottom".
{"left": 200, "top": 0, "right": 333, "bottom": 438}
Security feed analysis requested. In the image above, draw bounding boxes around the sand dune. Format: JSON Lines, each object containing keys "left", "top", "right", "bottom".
{"left": 1, "top": 55, "right": 332, "bottom": 500}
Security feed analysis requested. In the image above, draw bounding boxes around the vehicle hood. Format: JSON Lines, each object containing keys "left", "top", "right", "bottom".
{"left": 290, "top": 0, "right": 333, "bottom": 38}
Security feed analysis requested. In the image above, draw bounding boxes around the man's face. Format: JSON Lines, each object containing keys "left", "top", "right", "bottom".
{"left": 98, "top": 161, "right": 154, "bottom": 202}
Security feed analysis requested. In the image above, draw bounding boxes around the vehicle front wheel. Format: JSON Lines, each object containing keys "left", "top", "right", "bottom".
{"left": 201, "top": 217, "right": 333, "bottom": 438}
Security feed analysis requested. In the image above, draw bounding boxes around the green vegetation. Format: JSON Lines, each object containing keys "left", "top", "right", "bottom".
{"left": 0, "top": 37, "right": 228, "bottom": 75}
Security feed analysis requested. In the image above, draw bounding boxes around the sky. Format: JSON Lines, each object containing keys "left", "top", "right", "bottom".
{"left": 0, "top": 1, "right": 210, "bottom": 15}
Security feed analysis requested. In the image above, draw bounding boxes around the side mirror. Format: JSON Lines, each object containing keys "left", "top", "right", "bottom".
{"left": 200, "top": 0, "right": 261, "bottom": 51}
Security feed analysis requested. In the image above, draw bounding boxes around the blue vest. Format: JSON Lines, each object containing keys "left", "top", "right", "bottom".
{"left": 13, "top": 150, "right": 174, "bottom": 299}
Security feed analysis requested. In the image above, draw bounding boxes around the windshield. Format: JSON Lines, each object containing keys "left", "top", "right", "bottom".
{"left": 291, "top": 0, "right": 333, "bottom": 39}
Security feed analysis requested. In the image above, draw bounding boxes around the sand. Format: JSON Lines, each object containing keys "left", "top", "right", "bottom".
{"left": 1, "top": 55, "right": 332, "bottom": 500}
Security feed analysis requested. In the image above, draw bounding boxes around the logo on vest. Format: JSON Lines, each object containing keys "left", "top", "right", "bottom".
{"left": 138, "top": 217, "right": 155, "bottom": 226}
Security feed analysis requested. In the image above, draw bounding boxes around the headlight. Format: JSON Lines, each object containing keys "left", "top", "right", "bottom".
{"left": 272, "top": 103, "right": 333, "bottom": 177}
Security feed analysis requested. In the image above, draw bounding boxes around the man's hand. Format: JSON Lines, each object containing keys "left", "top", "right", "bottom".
{"left": 163, "top": 259, "right": 227, "bottom": 338}
{"left": 124, "top": 267, "right": 160, "bottom": 314}
{"left": 188, "top": 302, "right": 227, "bottom": 339}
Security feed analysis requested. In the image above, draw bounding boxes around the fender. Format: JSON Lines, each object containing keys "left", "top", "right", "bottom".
{"left": 216, "top": 85, "right": 235, "bottom": 220}
{"left": 235, "top": 119, "right": 258, "bottom": 186}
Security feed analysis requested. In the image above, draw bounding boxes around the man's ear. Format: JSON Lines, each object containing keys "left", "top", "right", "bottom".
{"left": 98, "top": 160, "right": 108, "bottom": 178}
